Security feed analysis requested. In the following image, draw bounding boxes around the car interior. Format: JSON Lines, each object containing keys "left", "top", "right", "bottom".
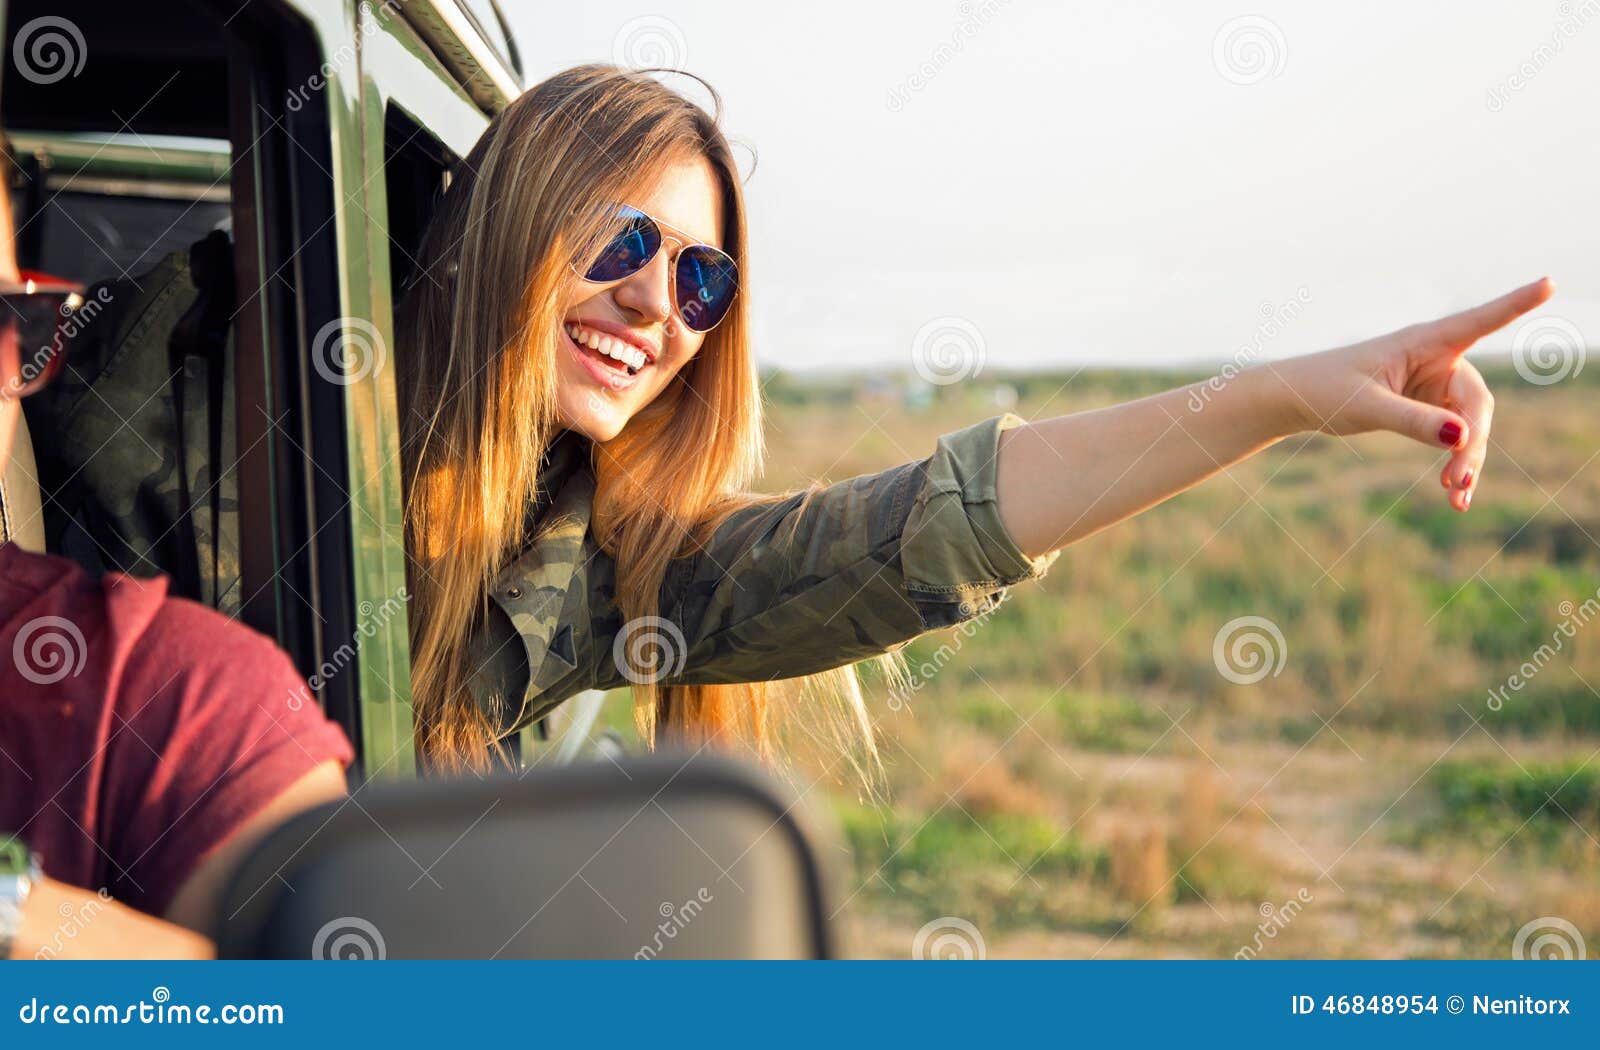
{"left": 5, "top": 0, "right": 353, "bottom": 708}
{"left": 2, "top": 0, "right": 834, "bottom": 958}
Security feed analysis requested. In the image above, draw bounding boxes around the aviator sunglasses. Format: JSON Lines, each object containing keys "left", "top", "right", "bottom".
{"left": 0, "top": 271, "right": 86, "bottom": 399}
{"left": 573, "top": 203, "right": 738, "bottom": 334}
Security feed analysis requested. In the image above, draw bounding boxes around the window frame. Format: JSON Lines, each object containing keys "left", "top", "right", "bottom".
{"left": 221, "top": 0, "right": 411, "bottom": 777}
{"left": 342, "top": 0, "right": 494, "bottom": 773}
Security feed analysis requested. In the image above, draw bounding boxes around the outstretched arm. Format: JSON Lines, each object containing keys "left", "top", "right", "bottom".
{"left": 996, "top": 278, "right": 1554, "bottom": 558}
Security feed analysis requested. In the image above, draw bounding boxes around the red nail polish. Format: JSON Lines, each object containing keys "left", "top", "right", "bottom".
{"left": 1439, "top": 421, "right": 1462, "bottom": 448}
{"left": 1460, "top": 470, "right": 1473, "bottom": 489}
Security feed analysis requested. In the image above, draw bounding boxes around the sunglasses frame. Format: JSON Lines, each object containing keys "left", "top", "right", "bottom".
{"left": 0, "top": 274, "right": 86, "bottom": 400}
{"left": 570, "top": 203, "right": 739, "bottom": 335}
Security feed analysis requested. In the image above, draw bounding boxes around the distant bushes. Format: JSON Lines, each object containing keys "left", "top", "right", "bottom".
{"left": 1431, "top": 759, "right": 1600, "bottom": 846}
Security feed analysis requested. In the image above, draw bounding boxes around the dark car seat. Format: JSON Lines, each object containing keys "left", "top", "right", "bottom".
{"left": 212, "top": 751, "right": 834, "bottom": 959}
{"left": 21, "top": 228, "right": 239, "bottom": 610}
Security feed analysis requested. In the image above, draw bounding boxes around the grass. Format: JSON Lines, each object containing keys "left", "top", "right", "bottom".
{"left": 1429, "top": 758, "right": 1600, "bottom": 846}
{"left": 834, "top": 801, "right": 1130, "bottom": 937}
{"left": 1474, "top": 681, "right": 1600, "bottom": 737}
{"left": 753, "top": 367, "right": 1600, "bottom": 958}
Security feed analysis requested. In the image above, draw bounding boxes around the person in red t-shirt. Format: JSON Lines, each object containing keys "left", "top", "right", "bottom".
{"left": 0, "top": 159, "right": 352, "bottom": 959}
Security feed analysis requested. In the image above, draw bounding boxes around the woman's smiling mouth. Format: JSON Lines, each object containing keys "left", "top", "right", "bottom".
{"left": 563, "top": 319, "right": 659, "bottom": 394}
{"left": 565, "top": 330, "right": 638, "bottom": 391}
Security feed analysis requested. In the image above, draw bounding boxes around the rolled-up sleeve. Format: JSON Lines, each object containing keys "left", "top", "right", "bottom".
{"left": 659, "top": 412, "right": 1059, "bottom": 686}
{"left": 900, "top": 411, "right": 1061, "bottom": 626}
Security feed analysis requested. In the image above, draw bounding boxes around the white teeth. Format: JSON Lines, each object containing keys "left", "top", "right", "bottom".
{"left": 567, "top": 322, "right": 649, "bottom": 371}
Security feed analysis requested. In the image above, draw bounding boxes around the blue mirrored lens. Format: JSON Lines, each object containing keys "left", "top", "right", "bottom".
{"left": 675, "top": 246, "right": 737, "bottom": 332}
{"left": 584, "top": 206, "right": 660, "bottom": 282}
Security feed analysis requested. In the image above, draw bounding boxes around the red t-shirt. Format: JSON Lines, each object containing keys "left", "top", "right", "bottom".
{"left": 0, "top": 543, "right": 353, "bottom": 917}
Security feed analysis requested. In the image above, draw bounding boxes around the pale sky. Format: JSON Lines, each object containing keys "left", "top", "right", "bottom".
{"left": 505, "top": 0, "right": 1599, "bottom": 371}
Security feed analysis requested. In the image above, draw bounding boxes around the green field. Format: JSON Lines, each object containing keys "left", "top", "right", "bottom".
{"left": 595, "top": 363, "right": 1600, "bottom": 959}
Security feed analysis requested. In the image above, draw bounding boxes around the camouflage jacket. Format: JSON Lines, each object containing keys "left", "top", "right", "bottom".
{"left": 468, "top": 413, "right": 1060, "bottom": 736}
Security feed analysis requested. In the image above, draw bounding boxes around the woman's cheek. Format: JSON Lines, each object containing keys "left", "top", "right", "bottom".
{"left": 670, "top": 329, "right": 706, "bottom": 368}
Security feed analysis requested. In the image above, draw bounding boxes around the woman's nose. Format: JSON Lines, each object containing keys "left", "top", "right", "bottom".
{"left": 611, "top": 251, "right": 672, "bottom": 325}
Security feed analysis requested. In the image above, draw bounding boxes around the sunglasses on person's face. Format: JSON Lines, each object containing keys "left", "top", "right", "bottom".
{"left": 574, "top": 203, "right": 738, "bottom": 334}
{"left": 0, "top": 272, "right": 85, "bottom": 399}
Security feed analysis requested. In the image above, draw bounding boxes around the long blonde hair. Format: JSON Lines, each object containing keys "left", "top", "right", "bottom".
{"left": 398, "top": 65, "right": 894, "bottom": 781}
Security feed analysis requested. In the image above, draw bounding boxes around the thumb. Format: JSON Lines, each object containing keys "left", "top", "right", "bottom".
{"left": 1365, "top": 386, "right": 1468, "bottom": 451}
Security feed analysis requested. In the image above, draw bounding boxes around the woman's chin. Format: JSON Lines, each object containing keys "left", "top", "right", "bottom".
{"left": 557, "top": 388, "right": 631, "bottom": 443}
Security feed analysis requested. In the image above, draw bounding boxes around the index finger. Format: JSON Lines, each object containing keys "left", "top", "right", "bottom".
{"left": 1436, "top": 276, "right": 1555, "bottom": 348}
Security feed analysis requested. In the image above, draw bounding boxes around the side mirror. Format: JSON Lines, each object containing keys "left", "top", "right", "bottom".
{"left": 212, "top": 751, "right": 834, "bottom": 959}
